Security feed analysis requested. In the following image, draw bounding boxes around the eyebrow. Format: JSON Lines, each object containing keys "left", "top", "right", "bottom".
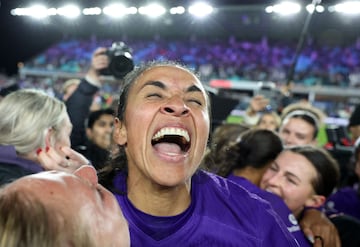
{"left": 142, "top": 80, "right": 203, "bottom": 93}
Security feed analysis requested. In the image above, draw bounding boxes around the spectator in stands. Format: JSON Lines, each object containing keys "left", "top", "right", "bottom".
{"left": 76, "top": 108, "right": 115, "bottom": 170}
{"left": 279, "top": 102, "right": 325, "bottom": 146}
{"left": 256, "top": 111, "right": 281, "bottom": 131}
{"left": 204, "top": 128, "right": 340, "bottom": 246}
{"left": 0, "top": 89, "right": 89, "bottom": 185}
{"left": 0, "top": 165, "right": 130, "bottom": 247}
{"left": 98, "top": 61, "right": 300, "bottom": 246}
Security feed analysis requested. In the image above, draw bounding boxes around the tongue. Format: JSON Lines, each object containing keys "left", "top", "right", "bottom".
{"left": 153, "top": 143, "right": 182, "bottom": 154}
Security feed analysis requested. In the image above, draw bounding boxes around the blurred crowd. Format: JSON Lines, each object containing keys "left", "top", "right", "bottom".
{"left": 17, "top": 35, "right": 360, "bottom": 87}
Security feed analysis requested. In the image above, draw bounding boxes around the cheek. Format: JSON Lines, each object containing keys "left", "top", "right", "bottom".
{"left": 260, "top": 173, "right": 271, "bottom": 188}
{"left": 283, "top": 186, "right": 309, "bottom": 207}
{"left": 55, "top": 133, "right": 71, "bottom": 149}
{"left": 199, "top": 110, "right": 210, "bottom": 130}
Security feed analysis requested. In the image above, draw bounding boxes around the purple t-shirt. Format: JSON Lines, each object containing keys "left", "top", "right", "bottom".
{"left": 113, "top": 170, "right": 300, "bottom": 246}
{"left": 325, "top": 186, "right": 360, "bottom": 221}
{"left": 227, "top": 174, "right": 311, "bottom": 247}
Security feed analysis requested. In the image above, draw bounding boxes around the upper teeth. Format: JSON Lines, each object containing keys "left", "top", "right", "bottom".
{"left": 152, "top": 127, "right": 190, "bottom": 142}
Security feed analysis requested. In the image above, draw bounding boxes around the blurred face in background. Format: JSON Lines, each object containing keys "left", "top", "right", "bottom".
{"left": 279, "top": 117, "right": 316, "bottom": 146}
{"left": 257, "top": 112, "right": 280, "bottom": 132}
{"left": 86, "top": 114, "right": 114, "bottom": 150}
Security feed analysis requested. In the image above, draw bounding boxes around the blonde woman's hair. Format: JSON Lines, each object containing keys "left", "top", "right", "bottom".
{"left": 0, "top": 89, "right": 68, "bottom": 155}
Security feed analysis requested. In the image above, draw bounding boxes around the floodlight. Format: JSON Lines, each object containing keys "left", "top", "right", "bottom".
{"left": 188, "top": 2, "right": 213, "bottom": 17}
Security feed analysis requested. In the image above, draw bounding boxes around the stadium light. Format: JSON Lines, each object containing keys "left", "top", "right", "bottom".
{"left": 27, "top": 5, "right": 48, "bottom": 19}
{"left": 169, "top": 6, "right": 186, "bottom": 15}
{"left": 57, "top": 5, "right": 81, "bottom": 18}
{"left": 103, "top": 4, "right": 128, "bottom": 18}
{"left": 188, "top": 2, "right": 213, "bottom": 17}
{"left": 265, "top": 1, "right": 301, "bottom": 15}
{"left": 306, "top": 4, "right": 325, "bottom": 13}
{"left": 83, "top": 7, "right": 102, "bottom": 16}
{"left": 329, "top": 1, "right": 360, "bottom": 14}
{"left": 138, "top": 3, "right": 166, "bottom": 18}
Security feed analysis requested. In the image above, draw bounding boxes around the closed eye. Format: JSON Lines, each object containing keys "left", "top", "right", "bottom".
{"left": 286, "top": 177, "right": 298, "bottom": 185}
{"left": 187, "top": 98, "right": 203, "bottom": 106}
{"left": 147, "top": 93, "right": 162, "bottom": 98}
{"left": 269, "top": 164, "right": 278, "bottom": 172}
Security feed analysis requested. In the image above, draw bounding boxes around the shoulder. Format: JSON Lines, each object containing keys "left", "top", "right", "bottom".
{"left": 191, "top": 170, "right": 300, "bottom": 246}
{"left": 193, "top": 170, "right": 279, "bottom": 214}
{"left": 0, "top": 163, "right": 34, "bottom": 186}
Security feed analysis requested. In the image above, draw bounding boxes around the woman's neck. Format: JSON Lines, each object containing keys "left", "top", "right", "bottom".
{"left": 232, "top": 166, "right": 267, "bottom": 187}
{"left": 19, "top": 151, "right": 40, "bottom": 164}
{"left": 127, "top": 176, "right": 192, "bottom": 216}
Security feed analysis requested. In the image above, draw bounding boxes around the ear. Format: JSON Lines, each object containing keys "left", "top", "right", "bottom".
{"left": 304, "top": 194, "right": 326, "bottom": 208}
{"left": 86, "top": 128, "right": 93, "bottom": 139}
{"left": 44, "top": 128, "right": 53, "bottom": 147}
{"left": 113, "top": 118, "right": 127, "bottom": 145}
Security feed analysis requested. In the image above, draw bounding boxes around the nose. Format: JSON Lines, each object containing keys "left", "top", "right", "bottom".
{"left": 280, "top": 132, "right": 292, "bottom": 146}
{"left": 74, "top": 165, "right": 98, "bottom": 186}
{"left": 160, "top": 96, "right": 190, "bottom": 116}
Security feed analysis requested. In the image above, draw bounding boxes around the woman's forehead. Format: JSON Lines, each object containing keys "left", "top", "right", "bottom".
{"left": 138, "top": 65, "right": 201, "bottom": 85}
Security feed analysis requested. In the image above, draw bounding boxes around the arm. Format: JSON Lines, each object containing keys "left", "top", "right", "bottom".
{"left": 300, "top": 208, "right": 341, "bottom": 247}
{"left": 66, "top": 47, "right": 109, "bottom": 148}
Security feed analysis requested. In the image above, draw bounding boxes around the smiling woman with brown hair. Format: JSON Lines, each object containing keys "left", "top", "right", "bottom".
{"left": 98, "top": 60, "right": 300, "bottom": 246}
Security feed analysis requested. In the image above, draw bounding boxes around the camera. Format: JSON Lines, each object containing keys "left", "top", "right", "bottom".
{"left": 100, "top": 41, "right": 134, "bottom": 79}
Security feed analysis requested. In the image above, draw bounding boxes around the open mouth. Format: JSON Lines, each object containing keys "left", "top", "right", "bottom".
{"left": 151, "top": 127, "right": 191, "bottom": 152}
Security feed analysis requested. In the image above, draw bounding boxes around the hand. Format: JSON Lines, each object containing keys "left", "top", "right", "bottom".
{"left": 300, "top": 209, "right": 341, "bottom": 247}
{"left": 37, "top": 146, "right": 90, "bottom": 173}
{"left": 247, "top": 95, "right": 270, "bottom": 116}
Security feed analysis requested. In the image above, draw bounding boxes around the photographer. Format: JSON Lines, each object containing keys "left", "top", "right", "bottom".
{"left": 66, "top": 44, "right": 133, "bottom": 150}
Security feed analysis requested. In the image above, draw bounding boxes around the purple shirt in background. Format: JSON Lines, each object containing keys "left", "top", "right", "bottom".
{"left": 227, "top": 174, "right": 311, "bottom": 247}
{"left": 325, "top": 186, "right": 360, "bottom": 221}
{"left": 113, "top": 170, "right": 300, "bottom": 246}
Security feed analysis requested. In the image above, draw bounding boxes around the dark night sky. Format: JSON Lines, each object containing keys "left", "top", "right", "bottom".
{"left": 0, "top": 0, "right": 353, "bottom": 76}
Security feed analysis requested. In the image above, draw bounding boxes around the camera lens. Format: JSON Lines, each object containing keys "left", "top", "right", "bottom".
{"left": 109, "top": 52, "right": 134, "bottom": 79}
{"left": 99, "top": 42, "right": 134, "bottom": 79}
